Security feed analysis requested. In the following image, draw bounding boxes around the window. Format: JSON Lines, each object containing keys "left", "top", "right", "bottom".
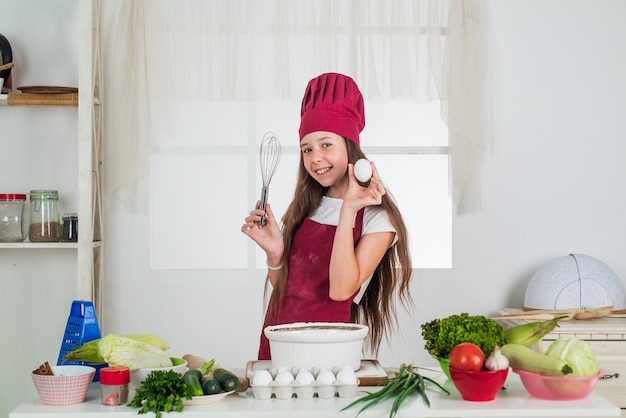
{"left": 150, "top": 99, "right": 451, "bottom": 269}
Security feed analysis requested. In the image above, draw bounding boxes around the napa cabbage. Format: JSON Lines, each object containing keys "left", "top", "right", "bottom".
{"left": 98, "top": 333, "right": 173, "bottom": 370}
{"left": 545, "top": 336, "right": 600, "bottom": 376}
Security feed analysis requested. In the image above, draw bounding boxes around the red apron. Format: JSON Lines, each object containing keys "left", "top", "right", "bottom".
{"left": 258, "top": 209, "right": 364, "bottom": 360}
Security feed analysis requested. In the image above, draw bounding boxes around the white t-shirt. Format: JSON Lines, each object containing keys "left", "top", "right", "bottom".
{"left": 308, "top": 196, "right": 396, "bottom": 303}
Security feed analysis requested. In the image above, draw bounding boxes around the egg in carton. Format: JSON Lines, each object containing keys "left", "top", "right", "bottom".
{"left": 250, "top": 365, "right": 359, "bottom": 400}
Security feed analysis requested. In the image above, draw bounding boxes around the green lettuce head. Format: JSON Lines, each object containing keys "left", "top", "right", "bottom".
{"left": 545, "top": 336, "right": 600, "bottom": 376}
{"left": 420, "top": 313, "right": 507, "bottom": 359}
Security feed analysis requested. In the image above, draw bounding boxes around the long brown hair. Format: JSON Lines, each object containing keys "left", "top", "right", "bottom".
{"left": 264, "top": 139, "right": 413, "bottom": 355}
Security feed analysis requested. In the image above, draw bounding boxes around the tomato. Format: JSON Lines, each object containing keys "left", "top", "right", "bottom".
{"left": 449, "top": 342, "right": 485, "bottom": 371}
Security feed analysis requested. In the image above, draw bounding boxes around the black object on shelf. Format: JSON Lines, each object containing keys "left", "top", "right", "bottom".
{"left": 62, "top": 214, "right": 78, "bottom": 242}
{"left": 0, "top": 33, "right": 13, "bottom": 91}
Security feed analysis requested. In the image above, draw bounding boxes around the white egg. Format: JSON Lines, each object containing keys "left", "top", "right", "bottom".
{"left": 316, "top": 369, "right": 336, "bottom": 385}
{"left": 252, "top": 369, "right": 273, "bottom": 386}
{"left": 275, "top": 370, "right": 295, "bottom": 385}
{"left": 295, "top": 369, "right": 315, "bottom": 385}
{"left": 336, "top": 367, "right": 358, "bottom": 385}
{"left": 354, "top": 158, "right": 372, "bottom": 183}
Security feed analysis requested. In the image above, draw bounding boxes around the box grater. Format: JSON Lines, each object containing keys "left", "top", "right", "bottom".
{"left": 57, "top": 300, "right": 105, "bottom": 381}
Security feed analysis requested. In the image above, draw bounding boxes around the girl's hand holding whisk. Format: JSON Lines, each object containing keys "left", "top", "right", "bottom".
{"left": 241, "top": 202, "right": 284, "bottom": 259}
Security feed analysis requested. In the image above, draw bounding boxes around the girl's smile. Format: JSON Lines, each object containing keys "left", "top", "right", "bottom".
{"left": 314, "top": 167, "right": 332, "bottom": 176}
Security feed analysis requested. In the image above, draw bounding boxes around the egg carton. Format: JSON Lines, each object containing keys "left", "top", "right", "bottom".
{"left": 250, "top": 366, "right": 359, "bottom": 400}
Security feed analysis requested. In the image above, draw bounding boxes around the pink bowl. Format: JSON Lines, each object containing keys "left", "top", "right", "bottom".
{"left": 31, "top": 365, "right": 95, "bottom": 406}
{"left": 514, "top": 369, "right": 605, "bottom": 400}
{"left": 449, "top": 367, "right": 509, "bottom": 402}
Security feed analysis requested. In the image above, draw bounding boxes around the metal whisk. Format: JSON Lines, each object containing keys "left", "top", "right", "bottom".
{"left": 259, "top": 132, "right": 281, "bottom": 227}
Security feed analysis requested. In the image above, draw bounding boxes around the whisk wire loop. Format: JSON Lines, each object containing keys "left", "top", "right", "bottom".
{"left": 259, "top": 132, "right": 282, "bottom": 227}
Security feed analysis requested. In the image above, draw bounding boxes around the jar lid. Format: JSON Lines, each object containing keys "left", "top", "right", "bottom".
{"left": 0, "top": 193, "right": 27, "bottom": 201}
{"left": 100, "top": 367, "right": 131, "bottom": 385}
{"left": 29, "top": 190, "right": 59, "bottom": 200}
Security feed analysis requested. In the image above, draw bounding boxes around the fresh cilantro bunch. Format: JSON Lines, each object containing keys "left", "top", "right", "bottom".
{"left": 420, "top": 313, "right": 507, "bottom": 359}
{"left": 128, "top": 370, "right": 193, "bottom": 417}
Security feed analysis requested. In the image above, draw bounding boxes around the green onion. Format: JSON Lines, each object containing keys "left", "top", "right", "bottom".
{"left": 341, "top": 364, "right": 449, "bottom": 418}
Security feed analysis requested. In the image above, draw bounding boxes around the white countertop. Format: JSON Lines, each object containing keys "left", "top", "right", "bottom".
{"left": 10, "top": 368, "right": 621, "bottom": 418}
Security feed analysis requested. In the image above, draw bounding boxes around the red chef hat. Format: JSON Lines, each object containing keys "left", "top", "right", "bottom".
{"left": 298, "top": 73, "right": 365, "bottom": 146}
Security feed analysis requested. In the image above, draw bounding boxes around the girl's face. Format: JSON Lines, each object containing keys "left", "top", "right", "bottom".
{"left": 300, "top": 131, "right": 349, "bottom": 195}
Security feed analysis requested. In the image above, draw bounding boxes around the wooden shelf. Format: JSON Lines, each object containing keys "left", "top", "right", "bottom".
{"left": 0, "top": 241, "right": 102, "bottom": 249}
{"left": 5, "top": 92, "right": 78, "bottom": 106}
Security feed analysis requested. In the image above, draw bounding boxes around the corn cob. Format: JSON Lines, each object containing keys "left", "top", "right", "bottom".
{"left": 122, "top": 334, "right": 170, "bottom": 351}
{"left": 63, "top": 334, "right": 170, "bottom": 364}
{"left": 504, "top": 316, "right": 563, "bottom": 347}
{"left": 501, "top": 343, "right": 573, "bottom": 376}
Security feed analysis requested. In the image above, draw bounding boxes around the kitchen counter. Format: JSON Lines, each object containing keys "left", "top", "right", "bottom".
{"left": 10, "top": 368, "right": 621, "bottom": 418}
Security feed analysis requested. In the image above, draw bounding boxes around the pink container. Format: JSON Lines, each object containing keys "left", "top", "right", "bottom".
{"left": 514, "top": 369, "right": 605, "bottom": 400}
{"left": 31, "top": 365, "right": 95, "bottom": 406}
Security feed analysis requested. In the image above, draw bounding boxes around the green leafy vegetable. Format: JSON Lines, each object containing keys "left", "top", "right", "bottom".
{"left": 128, "top": 370, "right": 193, "bottom": 418}
{"left": 99, "top": 334, "right": 173, "bottom": 370}
{"left": 199, "top": 359, "right": 217, "bottom": 376}
{"left": 63, "top": 334, "right": 169, "bottom": 365}
{"left": 341, "top": 364, "right": 449, "bottom": 418}
{"left": 545, "top": 336, "right": 600, "bottom": 376}
{"left": 420, "top": 313, "right": 507, "bottom": 359}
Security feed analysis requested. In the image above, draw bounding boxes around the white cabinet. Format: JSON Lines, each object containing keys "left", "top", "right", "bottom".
{"left": 499, "top": 309, "right": 626, "bottom": 416}
{"left": 0, "top": 0, "right": 103, "bottom": 316}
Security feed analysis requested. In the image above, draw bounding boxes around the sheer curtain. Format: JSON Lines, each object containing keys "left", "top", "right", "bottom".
{"left": 108, "top": 0, "right": 492, "bottom": 214}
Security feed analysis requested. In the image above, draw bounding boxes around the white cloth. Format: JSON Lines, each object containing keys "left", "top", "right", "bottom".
{"left": 309, "top": 196, "right": 396, "bottom": 237}
{"left": 109, "top": 0, "right": 493, "bottom": 215}
{"left": 309, "top": 196, "right": 396, "bottom": 303}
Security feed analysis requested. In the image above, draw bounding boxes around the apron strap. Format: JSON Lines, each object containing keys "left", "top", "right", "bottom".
{"left": 353, "top": 208, "right": 365, "bottom": 243}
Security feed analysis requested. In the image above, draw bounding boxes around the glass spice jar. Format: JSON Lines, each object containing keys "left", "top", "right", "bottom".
{"left": 61, "top": 213, "right": 78, "bottom": 242}
{"left": 29, "top": 190, "right": 60, "bottom": 242}
{"left": 0, "top": 193, "right": 28, "bottom": 242}
{"left": 100, "top": 366, "right": 130, "bottom": 406}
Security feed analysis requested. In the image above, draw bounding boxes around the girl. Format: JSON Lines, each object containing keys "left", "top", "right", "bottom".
{"left": 242, "top": 73, "right": 412, "bottom": 359}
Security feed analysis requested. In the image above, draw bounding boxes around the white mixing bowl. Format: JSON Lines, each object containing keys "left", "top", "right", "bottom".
{"left": 264, "top": 322, "right": 368, "bottom": 370}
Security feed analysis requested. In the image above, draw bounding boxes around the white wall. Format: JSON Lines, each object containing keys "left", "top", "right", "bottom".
{"left": 2, "top": 0, "right": 625, "bottom": 416}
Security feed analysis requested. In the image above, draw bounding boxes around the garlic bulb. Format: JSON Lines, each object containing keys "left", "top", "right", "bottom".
{"left": 484, "top": 345, "right": 509, "bottom": 371}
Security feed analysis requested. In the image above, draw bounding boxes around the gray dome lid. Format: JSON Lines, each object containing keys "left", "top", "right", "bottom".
{"left": 524, "top": 253, "right": 626, "bottom": 312}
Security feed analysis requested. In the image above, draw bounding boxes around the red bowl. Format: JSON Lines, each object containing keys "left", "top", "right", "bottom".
{"left": 449, "top": 367, "right": 509, "bottom": 402}
{"left": 514, "top": 369, "right": 605, "bottom": 400}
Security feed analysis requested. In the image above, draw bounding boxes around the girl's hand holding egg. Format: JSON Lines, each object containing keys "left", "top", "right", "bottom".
{"left": 345, "top": 159, "right": 385, "bottom": 211}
